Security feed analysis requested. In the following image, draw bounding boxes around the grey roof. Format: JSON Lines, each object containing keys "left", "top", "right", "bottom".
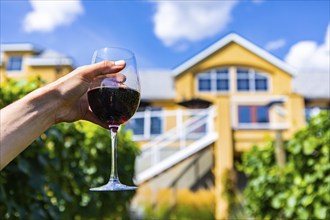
{"left": 25, "top": 50, "right": 74, "bottom": 66}
{"left": 293, "top": 73, "right": 330, "bottom": 99}
{"left": 0, "top": 43, "right": 41, "bottom": 52}
{"left": 139, "top": 69, "right": 175, "bottom": 100}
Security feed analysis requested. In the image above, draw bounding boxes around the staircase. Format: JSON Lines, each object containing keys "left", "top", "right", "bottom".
{"left": 134, "top": 106, "right": 218, "bottom": 185}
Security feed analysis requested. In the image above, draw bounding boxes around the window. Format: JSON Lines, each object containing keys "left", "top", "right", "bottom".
{"left": 255, "top": 74, "right": 268, "bottom": 91}
{"left": 237, "top": 69, "right": 250, "bottom": 91}
{"left": 6, "top": 56, "right": 23, "bottom": 71}
{"left": 216, "top": 69, "right": 229, "bottom": 91}
{"left": 126, "top": 107, "right": 163, "bottom": 138}
{"left": 238, "top": 105, "right": 269, "bottom": 124}
{"left": 198, "top": 73, "right": 211, "bottom": 91}
{"left": 127, "top": 118, "right": 144, "bottom": 135}
{"left": 150, "top": 116, "right": 162, "bottom": 135}
{"left": 236, "top": 68, "right": 269, "bottom": 92}
{"left": 197, "top": 68, "right": 229, "bottom": 92}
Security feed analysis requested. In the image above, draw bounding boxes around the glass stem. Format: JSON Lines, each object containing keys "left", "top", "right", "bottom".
{"left": 109, "top": 126, "right": 119, "bottom": 182}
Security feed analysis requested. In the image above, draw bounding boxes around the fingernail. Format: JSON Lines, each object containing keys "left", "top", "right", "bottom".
{"left": 114, "top": 60, "right": 125, "bottom": 66}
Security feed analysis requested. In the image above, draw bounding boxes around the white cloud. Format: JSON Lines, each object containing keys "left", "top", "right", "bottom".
{"left": 285, "top": 23, "right": 330, "bottom": 74}
{"left": 265, "top": 39, "right": 286, "bottom": 51}
{"left": 152, "top": 1, "right": 238, "bottom": 47}
{"left": 23, "top": 0, "right": 84, "bottom": 33}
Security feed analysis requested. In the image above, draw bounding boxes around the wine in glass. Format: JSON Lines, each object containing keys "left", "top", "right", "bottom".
{"left": 88, "top": 47, "right": 140, "bottom": 191}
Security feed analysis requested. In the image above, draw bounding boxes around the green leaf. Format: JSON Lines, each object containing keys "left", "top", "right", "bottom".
{"left": 287, "top": 195, "right": 297, "bottom": 208}
{"left": 301, "top": 195, "right": 314, "bottom": 207}
{"left": 303, "top": 137, "right": 318, "bottom": 155}
{"left": 314, "top": 206, "right": 327, "bottom": 219}
{"left": 271, "top": 196, "right": 282, "bottom": 209}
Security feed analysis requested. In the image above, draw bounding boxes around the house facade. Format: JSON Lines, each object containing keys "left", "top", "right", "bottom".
{"left": 127, "top": 34, "right": 306, "bottom": 219}
{"left": 0, "top": 43, "right": 74, "bottom": 83}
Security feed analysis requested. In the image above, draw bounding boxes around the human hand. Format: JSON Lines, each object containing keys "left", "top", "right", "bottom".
{"left": 50, "top": 60, "right": 126, "bottom": 128}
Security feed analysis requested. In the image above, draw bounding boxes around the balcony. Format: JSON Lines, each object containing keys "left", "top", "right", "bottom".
{"left": 126, "top": 107, "right": 218, "bottom": 184}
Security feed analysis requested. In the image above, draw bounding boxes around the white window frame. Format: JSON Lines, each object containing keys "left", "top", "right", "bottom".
{"left": 6, "top": 56, "right": 23, "bottom": 72}
{"left": 236, "top": 67, "right": 270, "bottom": 92}
{"left": 196, "top": 68, "right": 230, "bottom": 93}
{"left": 126, "top": 107, "right": 165, "bottom": 141}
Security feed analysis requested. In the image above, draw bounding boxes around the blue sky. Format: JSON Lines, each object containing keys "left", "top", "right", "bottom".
{"left": 1, "top": 0, "right": 329, "bottom": 74}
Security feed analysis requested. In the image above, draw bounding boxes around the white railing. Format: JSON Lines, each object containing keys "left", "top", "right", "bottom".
{"left": 132, "top": 106, "right": 217, "bottom": 184}
{"left": 127, "top": 107, "right": 212, "bottom": 141}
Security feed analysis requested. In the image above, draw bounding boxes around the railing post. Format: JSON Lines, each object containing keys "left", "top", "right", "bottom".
{"left": 144, "top": 108, "right": 151, "bottom": 140}
{"left": 152, "top": 142, "right": 159, "bottom": 165}
{"left": 207, "top": 107, "right": 214, "bottom": 133}
{"left": 177, "top": 109, "right": 185, "bottom": 149}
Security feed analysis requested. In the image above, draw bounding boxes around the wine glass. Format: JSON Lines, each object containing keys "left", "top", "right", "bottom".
{"left": 88, "top": 47, "right": 140, "bottom": 191}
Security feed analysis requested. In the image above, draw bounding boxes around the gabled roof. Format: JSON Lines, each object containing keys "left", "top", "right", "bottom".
{"left": 173, "top": 33, "right": 296, "bottom": 77}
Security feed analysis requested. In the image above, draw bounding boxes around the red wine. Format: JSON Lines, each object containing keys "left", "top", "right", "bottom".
{"left": 88, "top": 87, "right": 140, "bottom": 126}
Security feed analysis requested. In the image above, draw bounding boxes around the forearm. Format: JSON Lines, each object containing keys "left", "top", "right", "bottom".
{"left": 0, "top": 86, "right": 59, "bottom": 170}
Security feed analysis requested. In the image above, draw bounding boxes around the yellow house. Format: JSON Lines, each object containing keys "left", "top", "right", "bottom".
{"left": 128, "top": 33, "right": 307, "bottom": 219}
{"left": 0, "top": 43, "right": 74, "bottom": 83}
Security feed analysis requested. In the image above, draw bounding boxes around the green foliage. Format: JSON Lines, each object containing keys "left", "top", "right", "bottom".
{"left": 237, "top": 111, "right": 330, "bottom": 219}
{"left": 0, "top": 78, "right": 140, "bottom": 219}
{"left": 142, "top": 188, "right": 215, "bottom": 220}
{"left": 0, "top": 77, "right": 45, "bottom": 107}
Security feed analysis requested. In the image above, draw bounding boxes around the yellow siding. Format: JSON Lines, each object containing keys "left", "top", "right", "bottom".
{"left": 24, "top": 65, "right": 73, "bottom": 83}
{"left": 175, "top": 72, "right": 194, "bottom": 100}
{"left": 287, "top": 93, "right": 306, "bottom": 134}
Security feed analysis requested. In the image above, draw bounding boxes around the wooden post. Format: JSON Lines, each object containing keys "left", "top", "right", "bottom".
{"left": 274, "top": 129, "right": 286, "bottom": 167}
{"left": 214, "top": 98, "right": 233, "bottom": 219}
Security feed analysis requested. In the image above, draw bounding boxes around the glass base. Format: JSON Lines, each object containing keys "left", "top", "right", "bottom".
{"left": 90, "top": 178, "right": 137, "bottom": 192}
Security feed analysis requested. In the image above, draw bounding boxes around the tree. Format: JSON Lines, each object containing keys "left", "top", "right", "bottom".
{"left": 238, "top": 111, "right": 330, "bottom": 219}
{"left": 0, "top": 78, "right": 140, "bottom": 219}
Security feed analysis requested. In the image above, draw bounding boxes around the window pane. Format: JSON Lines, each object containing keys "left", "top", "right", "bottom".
{"left": 126, "top": 118, "right": 144, "bottom": 135}
{"left": 255, "top": 73, "right": 266, "bottom": 79}
{"left": 151, "top": 117, "right": 162, "bottom": 135}
{"left": 256, "top": 106, "right": 269, "bottom": 122}
{"left": 237, "top": 68, "right": 249, "bottom": 78}
{"left": 255, "top": 79, "right": 268, "bottom": 91}
{"left": 255, "top": 73, "right": 268, "bottom": 91}
{"left": 239, "top": 106, "right": 252, "bottom": 123}
{"left": 198, "top": 79, "right": 211, "bottom": 91}
{"left": 216, "top": 69, "right": 229, "bottom": 78}
{"left": 237, "top": 79, "right": 249, "bottom": 91}
{"left": 7, "top": 56, "right": 22, "bottom": 71}
{"left": 216, "top": 79, "right": 229, "bottom": 91}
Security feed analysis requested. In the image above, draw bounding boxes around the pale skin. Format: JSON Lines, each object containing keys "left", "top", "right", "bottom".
{"left": 0, "top": 60, "right": 126, "bottom": 170}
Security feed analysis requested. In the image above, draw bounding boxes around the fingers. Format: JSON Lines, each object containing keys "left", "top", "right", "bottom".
{"left": 78, "top": 60, "right": 126, "bottom": 81}
{"left": 95, "top": 73, "right": 127, "bottom": 83}
{"left": 105, "top": 73, "right": 127, "bottom": 83}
